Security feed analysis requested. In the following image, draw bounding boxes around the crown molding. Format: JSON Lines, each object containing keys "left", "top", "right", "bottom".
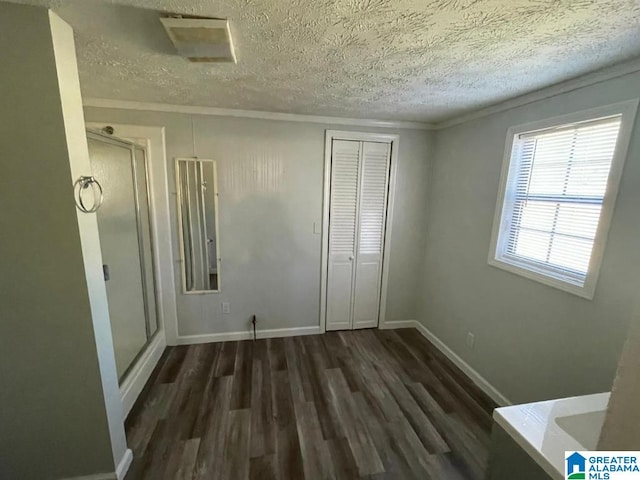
{"left": 82, "top": 98, "right": 435, "bottom": 131}
{"left": 436, "top": 56, "right": 640, "bottom": 129}
{"left": 84, "top": 57, "right": 640, "bottom": 132}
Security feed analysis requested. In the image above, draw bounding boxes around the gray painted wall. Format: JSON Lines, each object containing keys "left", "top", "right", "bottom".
{"left": 420, "top": 71, "right": 640, "bottom": 405}
{"left": 0, "top": 5, "right": 126, "bottom": 479}
{"left": 598, "top": 312, "right": 640, "bottom": 449}
{"left": 84, "top": 107, "right": 433, "bottom": 338}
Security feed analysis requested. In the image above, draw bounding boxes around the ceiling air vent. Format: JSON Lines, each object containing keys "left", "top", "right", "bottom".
{"left": 160, "top": 16, "right": 237, "bottom": 63}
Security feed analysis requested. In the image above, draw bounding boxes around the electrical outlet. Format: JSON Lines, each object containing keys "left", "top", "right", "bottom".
{"left": 466, "top": 332, "right": 475, "bottom": 349}
{"left": 222, "top": 302, "right": 230, "bottom": 314}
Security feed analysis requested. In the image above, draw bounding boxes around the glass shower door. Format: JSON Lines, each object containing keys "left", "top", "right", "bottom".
{"left": 87, "top": 132, "right": 158, "bottom": 381}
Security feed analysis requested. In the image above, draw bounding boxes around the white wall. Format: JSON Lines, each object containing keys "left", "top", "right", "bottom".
{"left": 0, "top": 4, "right": 126, "bottom": 479}
{"left": 420, "top": 70, "right": 640, "bottom": 405}
{"left": 84, "top": 107, "right": 433, "bottom": 339}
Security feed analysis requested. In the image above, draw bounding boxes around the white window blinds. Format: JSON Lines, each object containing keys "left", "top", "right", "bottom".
{"left": 498, "top": 115, "right": 623, "bottom": 288}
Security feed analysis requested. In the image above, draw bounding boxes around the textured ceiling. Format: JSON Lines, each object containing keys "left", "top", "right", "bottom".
{"left": 8, "top": 0, "right": 640, "bottom": 122}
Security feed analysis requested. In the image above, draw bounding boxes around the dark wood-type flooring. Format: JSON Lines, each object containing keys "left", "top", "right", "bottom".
{"left": 125, "top": 328, "right": 497, "bottom": 480}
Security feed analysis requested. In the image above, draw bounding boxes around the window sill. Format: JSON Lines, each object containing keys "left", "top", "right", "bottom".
{"left": 488, "top": 257, "right": 595, "bottom": 300}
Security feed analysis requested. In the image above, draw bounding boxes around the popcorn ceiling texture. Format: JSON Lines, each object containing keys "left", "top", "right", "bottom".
{"left": 10, "top": 0, "right": 640, "bottom": 122}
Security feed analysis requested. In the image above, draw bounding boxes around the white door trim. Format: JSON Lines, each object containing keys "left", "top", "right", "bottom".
{"left": 320, "top": 130, "right": 399, "bottom": 333}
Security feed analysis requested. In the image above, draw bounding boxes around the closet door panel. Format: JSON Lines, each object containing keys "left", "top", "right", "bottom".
{"left": 353, "top": 261, "right": 381, "bottom": 328}
{"left": 326, "top": 140, "right": 360, "bottom": 331}
{"left": 353, "top": 141, "right": 391, "bottom": 329}
{"left": 327, "top": 262, "right": 355, "bottom": 330}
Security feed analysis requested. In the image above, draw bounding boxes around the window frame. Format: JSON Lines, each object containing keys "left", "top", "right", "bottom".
{"left": 488, "top": 100, "right": 638, "bottom": 300}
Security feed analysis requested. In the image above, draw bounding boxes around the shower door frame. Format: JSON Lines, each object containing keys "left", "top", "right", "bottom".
{"left": 87, "top": 129, "right": 161, "bottom": 382}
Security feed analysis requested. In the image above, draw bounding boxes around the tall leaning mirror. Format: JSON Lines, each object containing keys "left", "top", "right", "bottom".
{"left": 175, "top": 158, "right": 221, "bottom": 293}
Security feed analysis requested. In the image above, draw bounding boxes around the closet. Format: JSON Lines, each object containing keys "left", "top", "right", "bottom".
{"left": 326, "top": 138, "right": 393, "bottom": 331}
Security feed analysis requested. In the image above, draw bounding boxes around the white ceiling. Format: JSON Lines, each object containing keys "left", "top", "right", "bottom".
{"left": 9, "top": 0, "right": 640, "bottom": 122}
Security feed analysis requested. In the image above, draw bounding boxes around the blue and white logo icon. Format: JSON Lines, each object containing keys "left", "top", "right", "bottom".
{"left": 566, "top": 452, "right": 586, "bottom": 479}
{"left": 565, "top": 451, "right": 640, "bottom": 479}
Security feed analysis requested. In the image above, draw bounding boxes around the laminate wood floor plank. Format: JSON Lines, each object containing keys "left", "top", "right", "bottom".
{"left": 325, "top": 368, "right": 385, "bottom": 476}
{"left": 352, "top": 393, "right": 416, "bottom": 480}
{"left": 295, "top": 338, "right": 343, "bottom": 441}
{"left": 221, "top": 409, "right": 252, "bottom": 480}
{"left": 155, "top": 346, "right": 190, "bottom": 385}
{"left": 271, "top": 368, "right": 305, "bottom": 480}
{"left": 189, "top": 344, "right": 223, "bottom": 440}
{"left": 327, "top": 437, "right": 360, "bottom": 480}
{"left": 294, "top": 401, "right": 337, "bottom": 480}
{"left": 389, "top": 329, "right": 495, "bottom": 434}
{"left": 374, "top": 364, "right": 450, "bottom": 455}
{"left": 127, "top": 382, "right": 174, "bottom": 455}
{"left": 215, "top": 340, "right": 238, "bottom": 377}
{"left": 250, "top": 342, "right": 276, "bottom": 458}
{"left": 407, "top": 382, "right": 487, "bottom": 480}
{"left": 176, "top": 438, "right": 200, "bottom": 480}
{"left": 379, "top": 330, "right": 461, "bottom": 413}
{"left": 192, "top": 375, "right": 233, "bottom": 480}
{"left": 124, "top": 328, "right": 497, "bottom": 480}
{"left": 267, "top": 337, "right": 287, "bottom": 372}
{"left": 396, "top": 328, "right": 496, "bottom": 416}
{"left": 231, "top": 340, "right": 254, "bottom": 410}
{"left": 249, "top": 454, "right": 277, "bottom": 480}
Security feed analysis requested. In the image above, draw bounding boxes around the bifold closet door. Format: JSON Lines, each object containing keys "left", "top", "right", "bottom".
{"left": 326, "top": 140, "right": 360, "bottom": 331}
{"left": 326, "top": 139, "right": 391, "bottom": 331}
{"left": 352, "top": 141, "right": 391, "bottom": 329}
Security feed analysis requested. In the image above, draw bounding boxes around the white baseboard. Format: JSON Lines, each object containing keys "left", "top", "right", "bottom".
{"left": 383, "top": 319, "right": 512, "bottom": 406}
{"left": 120, "top": 332, "right": 166, "bottom": 418}
{"left": 115, "top": 449, "right": 133, "bottom": 480}
{"left": 175, "top": 325, "right": 321, "bottom": 345}
{"left": 380, "top": 319, "right": 417, "bottom": 330}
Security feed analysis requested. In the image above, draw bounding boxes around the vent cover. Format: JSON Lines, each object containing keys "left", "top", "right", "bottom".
{"left": 160, "top": 17, "right": 237, "bottom": 63}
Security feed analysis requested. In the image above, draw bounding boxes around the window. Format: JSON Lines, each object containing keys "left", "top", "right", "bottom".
{"left": 489, "top": 101, "right": 637, "bottom": 299}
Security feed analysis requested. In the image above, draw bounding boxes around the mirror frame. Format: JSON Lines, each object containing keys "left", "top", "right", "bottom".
{"left": 175, "top": 157, "right": 221, "bottom": 294}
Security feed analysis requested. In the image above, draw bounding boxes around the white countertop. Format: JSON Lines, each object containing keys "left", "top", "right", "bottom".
{"left": 493, "top": 392, "right": 610, "bottom": 480}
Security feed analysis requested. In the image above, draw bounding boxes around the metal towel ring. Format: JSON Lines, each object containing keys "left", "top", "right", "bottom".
{"left": 73, "top": 176, "right": 104, "bottom": 213}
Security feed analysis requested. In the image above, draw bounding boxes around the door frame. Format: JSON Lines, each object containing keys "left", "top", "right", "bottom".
{"left": 86, "top": 122, "right": 176, "bottom": 417}
{"left": 320, "top": 130, "right": 400, "bottom": 333}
